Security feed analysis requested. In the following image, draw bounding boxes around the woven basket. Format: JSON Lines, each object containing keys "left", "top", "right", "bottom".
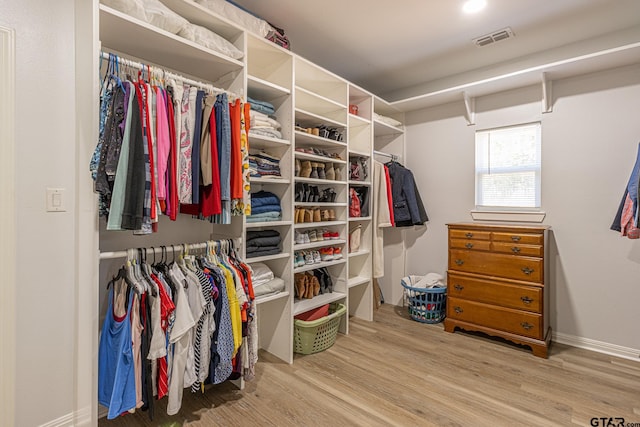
{"left": 293, "top": 303, "right": 346, "bottom": 354}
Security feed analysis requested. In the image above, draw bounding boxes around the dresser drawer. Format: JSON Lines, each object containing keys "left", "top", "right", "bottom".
{"left": 449, "top": 249, "right": 543, "bottom": 283}
{"left": 450, "top": 238, "right": 491, "bottom": 251}
{"left": 447, "top": 297, "right": 542, "bottom": 339}
{"left": 492, "top": 242, "right": 543, "bottom": 257}
{"left": 450, "top": 229, "right": 491, "bottom": 241}
{"left": 492, "top": 232, "right": 543, "bottom": 245}
{"left": 447, "top": 272, "right": 542, "bottom": 312}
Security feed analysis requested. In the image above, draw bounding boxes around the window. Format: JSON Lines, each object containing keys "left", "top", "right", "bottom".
{"left": 475, "top": 122, "right": 541, "bottom": 209}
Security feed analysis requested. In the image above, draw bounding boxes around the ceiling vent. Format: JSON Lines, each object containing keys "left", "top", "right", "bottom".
{"left": 473, "top": 27, "right": 515, "bottom": 47}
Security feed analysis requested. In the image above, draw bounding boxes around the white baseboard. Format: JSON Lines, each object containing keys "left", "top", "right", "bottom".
{"left": 38, "top": 412, "right": 75, "bottom": 427}
{"left": 553, "top": 331, "right": 640, "bottom": 361}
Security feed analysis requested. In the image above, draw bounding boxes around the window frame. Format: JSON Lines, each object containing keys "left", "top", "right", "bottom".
{"left": 474, "top": 121, "right": 542, "bottom": 211}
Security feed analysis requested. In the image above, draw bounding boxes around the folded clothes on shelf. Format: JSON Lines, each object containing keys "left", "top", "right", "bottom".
{"left": 248, "top": 96, "right": 275, "bottom": 115}
{"left": 249, "top": 151, "right": 281, "bottom": 178}
{"left": 246, "top": 229, "right": 281, "bottom": 257}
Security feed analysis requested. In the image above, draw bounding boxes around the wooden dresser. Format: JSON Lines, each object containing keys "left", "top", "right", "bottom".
{"left": 444, "top": 223, "right": 551, "bottom": 358}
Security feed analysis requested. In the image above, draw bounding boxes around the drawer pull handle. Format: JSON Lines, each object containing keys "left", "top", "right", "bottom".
{"left": 521, "top": 296, "right": 533, "bottom": 305}
{"left": 521, "top": 267, "right": 534, "bottom": 275}
{"left": 465, "top": 232, "right": 473, "bottom": 238}
{"left": 465, "top": 243, "right": 474, "bottom": 249}
{"left": 512, "top": 236, "right": 521, "bottom": 242}
{"left": 455, "top": 259, "right": 464, "bottom": 266}
{"left": 454, "top": 284, "right": 464, "bottom": 291}
{"left": 454, "top": 306, "right": 464, "bottom": 314}
{"left": 520, "top": 322, "right": 534, "bottom": 331}
{"left": 511, "top": 247, "right": 521, "bottom": 253}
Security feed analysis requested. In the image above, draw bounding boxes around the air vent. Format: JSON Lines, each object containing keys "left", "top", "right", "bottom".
{"left": 473, "top": 27, "right": 515, "bottom": 47}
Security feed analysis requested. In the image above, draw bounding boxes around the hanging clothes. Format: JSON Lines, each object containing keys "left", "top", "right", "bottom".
{"left": 98, "top": 241, "right": 257, "bottom": 420}
{"left": 611, "top": 142, "right": 640, "bottom": 238}
{"left": 372, "top": 160, "right": 394, "bottom": 279}
{"left": 385, "top": 160, "right": 428, "bottom": 227}
{"left": 98, "top": 274, "right": 137, "bottom": 420}
{"left": 91, "top": 56, "right": 253, "bottom": 232}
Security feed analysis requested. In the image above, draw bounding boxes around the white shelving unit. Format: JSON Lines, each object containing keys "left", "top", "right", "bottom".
{"left": 292, "top": 56, "right": 351, "bottom": 335}
{"left": 98, "top": 0, "right": 376, "bottom": 376}
{"left": 346, "top": 84, "right": 374, "bottom": 321}
{"left": 244, "top": 33, "right": 295, "bottom": 364}
{"left": 373, "top": 96, "right": 406, "bottom": 307}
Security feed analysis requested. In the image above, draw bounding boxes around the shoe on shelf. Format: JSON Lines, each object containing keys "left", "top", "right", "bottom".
{"left": 317, "top": 163, "right": 326, "bottom": 179}
{"left": 304, "top": 251, "right": 315, "bottom": 265}
{"left": 295, "top": 231, "right": 305, "bottom": 245}
{"left": 295, "top": 252, "right": 305, "bottom": 268}
{"left": 303, "top": 232, "right": 311, "bottom": 244}
{"left": 303, "top": 183, "right": 311, "bottom": 202}
{"left": 308, "top": 229, "right": 318, "bottom": 242}
{"left": 324, "top": 163, "right": 335, "bottom": 181}
{"left": 322, "top": 229, "right": 332, "bottom": 240}
{"left": 295, "top": 159, "right": 301, "bottom": 177}
{"left": 310, "top": 185, "right": 320, "bottom": 202}
{"left": 310, "top": 163, "right": 319, "bottom": 179}
{"left": 303, "top": 209, "right": 313, "bottom": 223}
{"left": 313, "top": 250, "right": 322, "bottom": 264}
{"left": 331, "top": 231, "right": 340, "bottom": 240}
{"left": 321, "top": 209, "right": 331, "bottom": 222}
{"left": 310, "top": 274, "right": 320, "bottom": 296}
{"left": 313, "top": 207, "right": 321, "bottom": 223}
{"left": 332, "top": 247, "right": 343, "bottom": 259}
{"left": 334, "top": 166, "right": 342, "bottom": 181}
{"left": 305, "top": 275, "right": 315, "bottom": 299}
{"left": 294, "top": 273, "right": 306, "bottom": 298}
{"left": 329, "top": 209, "right": 336, "bottom": 221}
{"left": 295, "top": 182, "right": 304, "bottom": 202}
{"left": 300, "top": 160, "right": 312, "bottom": 178}
{"left": 320, "top": 247, "right": 334, "bottom": 261}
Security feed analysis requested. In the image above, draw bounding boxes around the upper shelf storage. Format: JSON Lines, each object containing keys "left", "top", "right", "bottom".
{"left": 295, "top": 56, "right": 348, "bottom": 107}
{"left": 296, "top": 87, "right": 347, "bottom": 125}
{"left": 247, "top": 34, "right": 293, "bottom": 92}
{"left": 99, "top": 4, "right": 244, "bottom": 82}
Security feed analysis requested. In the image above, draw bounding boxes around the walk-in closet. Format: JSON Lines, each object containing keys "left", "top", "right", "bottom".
{"left": 2, "top": 0, "right": 640, "bottom": 426}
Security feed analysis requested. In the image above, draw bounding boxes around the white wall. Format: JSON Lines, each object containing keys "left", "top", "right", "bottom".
{"left": 0, "top": 0, "right": 97, "bottom": 426}
{"left": 403, "top": 63, "right": 640, "bottom": 353}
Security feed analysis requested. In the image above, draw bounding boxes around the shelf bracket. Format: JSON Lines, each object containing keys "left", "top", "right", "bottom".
{"left": 462, "top": 92, "right": 475, "bottom": 126}
{"left": 542, "top": 72, "right": 553, "bottom": 114}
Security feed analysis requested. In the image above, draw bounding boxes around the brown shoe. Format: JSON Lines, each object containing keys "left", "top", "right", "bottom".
{"left": 294, "top": 273, "right": 306, "bottom": 299}
{"left": 304, "top": 209, "right": 313, "bottom": 223}
{"left": 313, "top": 207, "right": 321, "bottom": 222}
{"left": 300, "top": 160, "right": 312, "bottom": 178}
{"left": 324, "top": 163, "right": 335, "bottom": 181}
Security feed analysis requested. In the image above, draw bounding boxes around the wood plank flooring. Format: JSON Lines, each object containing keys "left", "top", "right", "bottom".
{"left": 99, "top": 304, "right": 640, "bottom": 426}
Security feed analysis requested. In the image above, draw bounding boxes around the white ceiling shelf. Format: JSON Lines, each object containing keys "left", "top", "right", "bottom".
{"left": 391, "top": 40, "right": 640, "bottom": 113}
{"left": 99, "top": 5, "right": 244, "bottom": 83}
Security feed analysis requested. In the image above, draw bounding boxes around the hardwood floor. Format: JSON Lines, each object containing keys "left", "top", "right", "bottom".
{"left": 99, "top": 304, "right": 640, "bottom": 426}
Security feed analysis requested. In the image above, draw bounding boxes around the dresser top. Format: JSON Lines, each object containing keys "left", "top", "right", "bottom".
{"left": 447, "top": 222, "right": 550, "bottom": 232}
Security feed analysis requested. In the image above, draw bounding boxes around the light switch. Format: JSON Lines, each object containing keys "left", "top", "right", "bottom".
{"left": 46, "top": 188, "right": 66, "bottom": 212}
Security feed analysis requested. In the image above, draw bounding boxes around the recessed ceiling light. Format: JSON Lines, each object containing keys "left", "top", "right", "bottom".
{"left": 463, "top": 0, "right": 487, "bottom": 13}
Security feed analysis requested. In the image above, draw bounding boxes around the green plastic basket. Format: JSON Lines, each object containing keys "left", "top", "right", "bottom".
{"left": 293, "top": 303, "right": 346, "bottom": 355}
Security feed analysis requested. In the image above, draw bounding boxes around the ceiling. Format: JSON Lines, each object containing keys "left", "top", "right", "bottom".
{"left": 232, "top": 0, "right": 640, "bottom": 102}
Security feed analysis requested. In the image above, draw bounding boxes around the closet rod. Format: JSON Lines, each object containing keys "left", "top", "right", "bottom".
{"left": 100, "top": 51, "right": 242, "bottom": 98}
{"left": 99, "top": 240, "right": 238, "bottom": 260}
{"left": 373, "top": 150, "right": 399, "bottom": 161}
